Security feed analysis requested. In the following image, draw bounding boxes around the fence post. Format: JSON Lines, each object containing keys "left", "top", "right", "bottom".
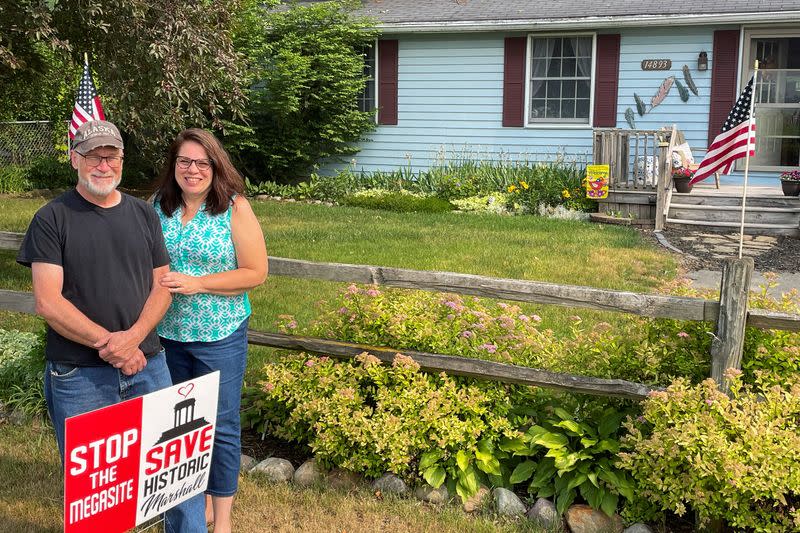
{"left": 710, "top": 257, "right": 754, "bottom": 390}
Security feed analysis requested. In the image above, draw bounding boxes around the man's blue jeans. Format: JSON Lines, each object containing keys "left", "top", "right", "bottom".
{"left": 44, "top": 351, "right": 206, "bottom": 533}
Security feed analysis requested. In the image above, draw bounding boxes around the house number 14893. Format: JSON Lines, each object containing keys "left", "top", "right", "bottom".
{"left": 641, "top": 59, "right": 671, "bottom": 71}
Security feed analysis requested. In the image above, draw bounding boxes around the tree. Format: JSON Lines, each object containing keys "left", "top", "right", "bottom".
{"left": 0, "top": 1, "right": 72, "bottom": 121}
{"left": 232, "top": 0, "right": 378, "bottom": 182}
{"left": 1, "top": 0, "right": 254, "bottom": 168}
{"left": 52, "top": 0, "right": 252, "bottom": 166}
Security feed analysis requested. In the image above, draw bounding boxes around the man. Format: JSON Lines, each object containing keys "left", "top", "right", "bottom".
{"left": 16, "top": 120, "right": 204, "bottom": 533}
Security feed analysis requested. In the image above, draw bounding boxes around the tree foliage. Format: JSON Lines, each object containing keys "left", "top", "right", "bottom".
{"left": 1, "top": 0, "right": 254, "bottom": 167}
{"left": 232, "top": 0, "right": 378, "bottom": 182}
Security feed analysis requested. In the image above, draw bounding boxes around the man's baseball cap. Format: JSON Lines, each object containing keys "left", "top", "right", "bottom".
{"left": 72, "top": 120, "right": 124, "bottom": 154}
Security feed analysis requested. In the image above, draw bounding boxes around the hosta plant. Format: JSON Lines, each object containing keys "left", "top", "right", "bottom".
{"left": 500, "top": 402, "right": 635, "bottom": 516}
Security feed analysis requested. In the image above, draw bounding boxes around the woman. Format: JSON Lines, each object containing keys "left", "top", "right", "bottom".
{"left": 153, "top": 129, "right": 267, "bottom": 533}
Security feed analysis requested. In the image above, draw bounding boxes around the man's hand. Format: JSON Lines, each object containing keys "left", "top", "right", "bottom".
{"left": 95, "top": 329, "right": 143, "bottom": 366}
{"left": 120, "top": 349, "right": 147, "bottom": 376}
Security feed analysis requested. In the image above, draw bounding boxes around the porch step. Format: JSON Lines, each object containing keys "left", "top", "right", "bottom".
{"left": 665, "top": 218, "right": 800, "bottom": 236}
{"left": 670, "top": 203, "right": 800, "bottom": 213}
{"left": 671, "top": 192, "right": 800, "bottom": 208}
{"left": 666, "top": 191, "right": 800, "bottom": 236}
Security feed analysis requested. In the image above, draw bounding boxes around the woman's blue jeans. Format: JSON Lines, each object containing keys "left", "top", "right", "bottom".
{"left": 161, "top": 318, "right": 249, "bottom": 498}
{"left": 44, "top": 350, "right": 206, "bottom": 532}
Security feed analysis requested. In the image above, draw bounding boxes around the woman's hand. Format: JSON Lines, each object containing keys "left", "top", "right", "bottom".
{"left": 160, "top": 271, "right": 204, "bottom": 295}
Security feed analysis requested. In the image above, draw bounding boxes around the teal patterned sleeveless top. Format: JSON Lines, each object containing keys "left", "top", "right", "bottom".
{"left": 155, "top": 199, "right": 251, "bottom": 342}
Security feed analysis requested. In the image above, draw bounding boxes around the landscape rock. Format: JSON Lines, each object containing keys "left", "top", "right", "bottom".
{"left": 414, "top": 484, "right": 449, "bottom": 505}
{"left": 565, "top": 504, "right": 623, "bottom": 533}
{"left": 526, "top": 498, "right": 562, "bottom": 530}
{"left": 462, "top": 486, "right": 491, "bottom": 513}
{"left": 251, "top": 457, "right": 294, "bottom": 483}
{"left": 240, "top": 454, "right": 257, "bottom": 473}
{"left": 623, "top": 524, "right": 654, "bottom": 533}
{"left": 326, "top": 468, "right": 361, "bottom": 491}
{"left": 293, "top": 458, "right": 323, "bottom": 487}
{"left": 493, "top": 487, "right": 526, "bottom": 516}
{"left": 372, "top": 473, "right": 408, "bottom": 495}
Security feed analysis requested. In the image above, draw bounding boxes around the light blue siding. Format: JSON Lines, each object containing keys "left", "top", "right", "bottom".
{"left": 325, "top": 32, "right": 593, "bottom": 175}
{"left": 617, "top": 26, "right": 772, "bottom": 185}
{"left": 327, "top": 28, "right": 774, "bottom": 185}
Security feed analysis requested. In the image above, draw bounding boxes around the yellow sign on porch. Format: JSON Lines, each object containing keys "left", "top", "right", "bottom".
{"left": 585, "top": 164, "right": 610, "bottom": 199}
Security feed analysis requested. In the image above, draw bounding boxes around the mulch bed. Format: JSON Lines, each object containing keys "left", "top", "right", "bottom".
{"left": 240, "top": 427, "right": 311, "bottom": 468}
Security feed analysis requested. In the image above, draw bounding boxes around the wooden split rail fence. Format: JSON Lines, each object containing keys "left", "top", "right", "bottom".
{"left": 1, "top": 231, "right": 798, "bottom": 400}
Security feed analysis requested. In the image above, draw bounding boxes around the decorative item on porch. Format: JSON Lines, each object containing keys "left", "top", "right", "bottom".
{"left": 585, "top": 164, "right": 610, "bottom": 199}
{"left": 779, "top": 170, "right": 800, "bottom": 196}
{"left": 672, "top": 167, "right": 694, "bottom": 193}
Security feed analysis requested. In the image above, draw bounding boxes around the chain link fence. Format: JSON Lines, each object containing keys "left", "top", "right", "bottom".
{"left": 0, "top": 121, "right": 69, "bottom": 166}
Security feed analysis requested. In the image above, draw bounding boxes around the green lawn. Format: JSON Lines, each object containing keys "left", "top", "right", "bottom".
{"left": 0, "top": 195, "right": 678, "bottom": 375}
{"left": 0, "top": 419, "right": 551, "bottom": 533}
{"left": 0, "top": 195, "right": 676, "bottom": 531}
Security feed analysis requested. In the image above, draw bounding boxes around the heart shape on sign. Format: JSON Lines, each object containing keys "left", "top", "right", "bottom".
{"left": 178, "top": 383, "right": 195, "bottom": 398}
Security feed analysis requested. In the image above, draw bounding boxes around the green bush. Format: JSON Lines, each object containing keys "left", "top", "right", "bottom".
{"left": 245, "top": 352, "right": 515, "bottom": 485}
{"left": 278, "top": 285, "right": 711, "bottom": 387}
{"left": 26, "top": 156, "right": 74, "bottom": 190}
{"left": 340, "top": 155, "right": 595, "bottom": 212}
{"left": 0, "top": 165, "right": 30, "bottom": 193}
{"left": 341, "top": 189, "right": 453, "bottom": 213}
{"left": 232, "top": 0, "right": 378, "bottom": 182}
{"left": 0, "top": 329, "right": 46, "bottom": 416}
{"left": 450, "top": 193, "right": 513, "bottom": 214}
{"left": 618, "top": 372, "right": 800, "bottom": 531}
{"left": 501, "top": 399, "right": 636, "bottom": 516}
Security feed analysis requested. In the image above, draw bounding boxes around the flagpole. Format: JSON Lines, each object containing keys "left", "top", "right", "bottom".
{"left": 737, "top": 60, "right": 758, "bottom": 259}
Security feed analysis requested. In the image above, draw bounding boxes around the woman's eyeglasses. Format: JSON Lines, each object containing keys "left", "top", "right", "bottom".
{"left": 77, "top": 154, "right": 124, "bottom": 168}
{"left": 175, "top": 156, "right": 213, "bottom": 171}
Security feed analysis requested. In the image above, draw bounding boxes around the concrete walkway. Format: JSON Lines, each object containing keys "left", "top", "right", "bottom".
{"left": 686, "top": 269, "right": 800, "bottom": 296}
{"left": 654, "top": 230, "right": 799, "bottom": 297}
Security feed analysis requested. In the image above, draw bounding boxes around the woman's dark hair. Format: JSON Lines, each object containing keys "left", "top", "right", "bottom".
{"left": 154, "top": 128, "right": 244, "bottom": 217}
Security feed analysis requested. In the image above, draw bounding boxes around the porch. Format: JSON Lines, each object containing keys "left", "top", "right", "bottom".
{"left": 591, "top": 127, "right": 800, "bottom": 237}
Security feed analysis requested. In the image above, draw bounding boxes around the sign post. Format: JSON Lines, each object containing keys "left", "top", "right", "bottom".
{"left": 64, "top": 372, "right": 219, "bottom": 533}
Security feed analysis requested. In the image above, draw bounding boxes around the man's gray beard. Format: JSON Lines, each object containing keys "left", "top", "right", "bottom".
{"left": 79, "top": 175, "right": 121, "bottom": 197}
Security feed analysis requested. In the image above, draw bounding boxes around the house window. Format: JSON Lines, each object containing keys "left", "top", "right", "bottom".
{"left": 744, "top": 34, "right": 800, "bottom": 171}
{"left": 358, "top": 44, "right": 376, "bottom": 114}
{"left": 528, "top": 35, "right": 594, "bottom": 124}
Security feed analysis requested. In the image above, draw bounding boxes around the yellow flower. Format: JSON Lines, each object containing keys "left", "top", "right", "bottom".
{"left": 520, "top": 181, "right": 529, "bottom": 190}
{"left": 507, "top": 185, "right": 517, "bottom": 193}
{"left": 561, "top": 189, "right": 571, "bottom": 198}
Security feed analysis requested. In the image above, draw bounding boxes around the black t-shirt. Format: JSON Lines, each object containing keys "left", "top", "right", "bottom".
{"left": 17, "top": 189, "right": 171, "bottom": 365}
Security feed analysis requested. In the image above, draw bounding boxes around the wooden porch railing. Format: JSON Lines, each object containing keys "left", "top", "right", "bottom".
{"left": 1, "top": 231, "right": 799, "bottom": 399}
{"left": 592, "top": 128, "right": 672, "bottom": 190}
{"left": 593, "top": 126, "right": 682, "bottom": 230}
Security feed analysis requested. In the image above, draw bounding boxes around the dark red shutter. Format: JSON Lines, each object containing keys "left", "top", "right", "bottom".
{"left": 502, "top": 37, "right": 526, "bottom": 127}
{"left": 593, "top": 34, "right": 621, "bottom": 127}
{"left": 707, "top": 30, "right": 740, "bottom": 145}
{"left": 378, "top": 39, "right": 398, "bottom": 125}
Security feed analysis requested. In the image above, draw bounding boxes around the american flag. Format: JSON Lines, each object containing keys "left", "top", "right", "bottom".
{"left": 69, "top": 62, "right": 106, "bottom": 140}
{"left": 690, "top": 77, "right": 756, "bottom": 185}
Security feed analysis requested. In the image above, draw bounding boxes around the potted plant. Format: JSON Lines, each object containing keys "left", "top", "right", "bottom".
{"left": 779, "top": 169, "right": 800, "bottom": 196}
{"left": 672, "top": 167, "right": 694, "bottom": 193}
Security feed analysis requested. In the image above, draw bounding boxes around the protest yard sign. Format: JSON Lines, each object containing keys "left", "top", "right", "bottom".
{"left": 64, "top": 372, "right": 219, "bottom": 533}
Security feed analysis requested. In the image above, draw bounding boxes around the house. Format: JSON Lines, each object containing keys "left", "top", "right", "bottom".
{"left": 343, "top": 0, "right": 800, "bottom": 187}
